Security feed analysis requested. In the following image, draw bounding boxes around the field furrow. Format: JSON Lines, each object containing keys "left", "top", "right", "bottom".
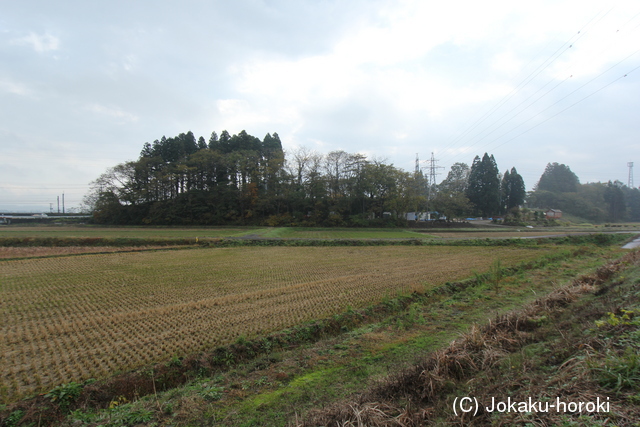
{"left": 1, "top": 245, "right": 547, "bottom": 402}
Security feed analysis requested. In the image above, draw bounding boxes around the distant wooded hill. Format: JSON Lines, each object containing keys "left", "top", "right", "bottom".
{"left": 84, "top": 131, "right": 640, "bottom": 225}
{"left": 527, "top": 162, "right": 640, "bottom": 223}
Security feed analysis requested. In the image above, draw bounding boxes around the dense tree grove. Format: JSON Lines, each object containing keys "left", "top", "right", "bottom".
{"left": 85, "top": 130, "right": 433, "bottom": 226}
{"left": 527, "top": 162, "right": 640, "bottom": 223}
{"left": 535, "top": 162, "right": 580, "bottom": 193}
{"left": 85, "top": 132, "right": 639, "bottom": 225}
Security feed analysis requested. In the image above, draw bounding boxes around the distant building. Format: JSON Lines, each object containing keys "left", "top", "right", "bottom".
{"left": 406, "top": 212, "right": 440, "bottom": 221}
{"left": 406, "top": 212, "right": 429, "bottom": 221}
{"left": 545, "top": 209, "right": 562, "bottom": 219}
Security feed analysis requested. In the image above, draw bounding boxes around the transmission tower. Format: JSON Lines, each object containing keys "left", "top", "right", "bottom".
{"left": 628, "top": 162, "right": 634, "bottom": 188}
{"left": 425, "top": 152, "right": 444, "bottom": 199}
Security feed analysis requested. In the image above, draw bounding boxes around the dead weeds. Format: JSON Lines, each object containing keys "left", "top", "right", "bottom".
{"left": 303, "top": 250, "right": 640, "bottom": 426}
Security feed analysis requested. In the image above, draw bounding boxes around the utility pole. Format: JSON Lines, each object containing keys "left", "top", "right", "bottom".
{"left": 628, "top": 162, "right": 634, "bottom": 188}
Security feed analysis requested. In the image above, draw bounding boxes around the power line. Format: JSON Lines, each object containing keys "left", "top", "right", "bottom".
{"left": 440, "top": 80, "right": 639, "bottom": 191}
{"left": 436, "top": 7, "right": 640, "bottom": 174}
{"left": 453, "top": 74, "right": 574, "bottom": 156}
{"left": 477, "top": 63, "right": 640, "bottom": 153}
{"left": 438, "top": 8, "right": 611, "bottom": 163}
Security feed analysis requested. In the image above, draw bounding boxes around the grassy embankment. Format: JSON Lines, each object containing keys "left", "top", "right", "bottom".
{"left": 304, "top": 247, "right": 640, "bottom": 426}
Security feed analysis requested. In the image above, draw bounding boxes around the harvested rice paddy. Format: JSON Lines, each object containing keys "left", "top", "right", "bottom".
{"left": 1, "top": 245, "right": 548, "bottom": 402}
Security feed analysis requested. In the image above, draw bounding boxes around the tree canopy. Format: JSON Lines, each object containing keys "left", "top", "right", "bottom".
{"left": 466, "top": 153, "right": 501, "bottom": 217}
{"left": 502, "top": 167, "right": 526, "bottom": 212}
{"left": 84, "top": 130, "right": 433, "bottom": 226}
{"left": 536, "top": 162, "right": 580, "bottom": 193}
{"left": 528, "top": 162, "right": 640, "bottom": 223}
{"left": 86, "top": 131, "right": 640, "bottom": 226}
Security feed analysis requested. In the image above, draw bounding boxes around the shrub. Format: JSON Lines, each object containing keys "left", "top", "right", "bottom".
{"left": 45, "top": 382, "right": 83, "bottom": 412}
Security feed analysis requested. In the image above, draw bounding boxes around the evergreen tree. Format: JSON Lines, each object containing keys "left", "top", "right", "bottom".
{"left": 140, "top": 142, "right": 154, "bottom": 158}
{"left": 179, "top": 131, "right": 198, "bottom": 157}
{"left": 501, "top": 167, "right": 526, "bottom": 212}
{"left": 467, "top": 153, "right": 501, "bottom": 217}
{"left": 218, "top": 130, "right": 232, "bottom": 153}
{"left": 208, "top": 131, "right": 219, "bottom": 150}
{"left": 623, "top": 186, "right": 640, "bottom": 221}
{"left": 262, "top": 133, "right": 285, "bottom": 189}
{"left": 197, "top": 136, "right": 207, "bottom": 150}
{"left": 536, "top": 162, "right": 579, "bottom": 192}
{"left": 604, "top": 181, "right": 626, "bottom": 222}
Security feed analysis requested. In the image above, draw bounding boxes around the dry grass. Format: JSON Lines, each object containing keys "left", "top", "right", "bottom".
{"left": 0, "top": 245, "right": 543, "bottom": 403}
{"left": 303, "top": 250, "right": 640, "bottom": 427}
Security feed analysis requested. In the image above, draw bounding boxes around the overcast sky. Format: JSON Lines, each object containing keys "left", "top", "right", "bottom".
{"left": 2, "top": 0, "right": 640, "bottom": 212}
